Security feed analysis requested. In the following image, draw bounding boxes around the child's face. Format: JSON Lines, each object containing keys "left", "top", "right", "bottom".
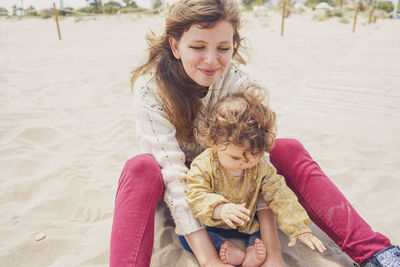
{"left": 214, "top": 143, "right": 262, "bottom": 176}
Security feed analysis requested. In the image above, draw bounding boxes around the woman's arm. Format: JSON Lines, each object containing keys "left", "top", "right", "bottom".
{"left": 133, "top": 76, "right": 203, "bottom": 235}
{"left": 257, "top": 209, "right": 285, "bottom": 267}
{"left": 257, "top": 209, "right": 282, "bottom": 254}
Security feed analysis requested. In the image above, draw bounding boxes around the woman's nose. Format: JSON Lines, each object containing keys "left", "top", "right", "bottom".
{"left": 203, "top": 49, "right": 218, "bottom": 65}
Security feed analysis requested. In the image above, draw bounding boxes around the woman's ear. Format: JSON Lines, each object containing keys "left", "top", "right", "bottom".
{"left": 169, "top": 37, "right": 181, "bottom": 60}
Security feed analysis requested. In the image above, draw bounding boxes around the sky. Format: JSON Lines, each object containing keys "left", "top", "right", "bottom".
{"left": 1, "top": 0, "right": 90, "bottom": 10}
{"left": 0, "top": 0, "right": 154, "bottom": 11}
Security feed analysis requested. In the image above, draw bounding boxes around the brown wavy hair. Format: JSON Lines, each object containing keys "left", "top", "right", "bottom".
{"left": 131, "top": 0, "right": 246, "bottom": 143}
{"left": 195, "top": 85, "right": 277, "bottom": 155}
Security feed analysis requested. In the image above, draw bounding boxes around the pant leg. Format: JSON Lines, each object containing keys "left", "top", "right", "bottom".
{"left": 245, "top": 231, "right": 261, "bottom": 248}
{"left": 179, "top": 228, "right": 228, "bottom": 253}
{"left": 269, "top": 138, "right": 391, "bottom": 264}
{"left": 110, "top": 154, "right": 164, "bottom": 267}
{"left": 178, "top": 235, "right": 194, "bottom": 253}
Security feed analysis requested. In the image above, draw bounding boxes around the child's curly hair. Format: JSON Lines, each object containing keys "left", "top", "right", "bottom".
{"left": 195, "top": 84, "right": 277, "bottom": 155}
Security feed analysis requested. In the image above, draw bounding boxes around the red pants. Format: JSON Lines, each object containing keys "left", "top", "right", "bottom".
{"left": 109, "top": 139, "right": 391, "bottom": 266}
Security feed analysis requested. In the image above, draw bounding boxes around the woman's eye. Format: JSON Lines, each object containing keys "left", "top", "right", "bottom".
{"left": 190, "top": 46, "right": 204, "bottom": 50}
{"left": 219, "top": 47, "right": 231, "bottom": 52}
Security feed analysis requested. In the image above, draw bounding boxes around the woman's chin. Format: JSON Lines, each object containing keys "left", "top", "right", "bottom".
{"left": 191, "top": 71, "right": 223, "bottom": 87}
{"left": 195, "top": 77, "right": 219, "bottom": 87}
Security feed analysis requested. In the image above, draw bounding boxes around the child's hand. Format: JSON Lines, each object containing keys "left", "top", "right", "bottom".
{"left": 219, "top": 203, "right": 250, "bottom": 229}
{"left": 288, "top": 232, "right": 326, "bottom": 253}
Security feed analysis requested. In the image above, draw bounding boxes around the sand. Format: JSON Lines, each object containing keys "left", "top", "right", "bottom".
{"left": 0, "top": 9, "right": 399, "bottom": 267}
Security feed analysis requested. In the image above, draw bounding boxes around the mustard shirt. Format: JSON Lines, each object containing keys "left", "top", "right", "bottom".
{"left": 185, "top": 148, "right": 311, "bottom": 238}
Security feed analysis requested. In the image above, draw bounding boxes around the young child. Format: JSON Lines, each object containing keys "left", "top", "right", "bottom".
{"left": 183, "top": 87, "right": 326, "bottom": 266}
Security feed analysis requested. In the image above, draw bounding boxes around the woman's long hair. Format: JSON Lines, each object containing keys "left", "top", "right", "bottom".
{"left": 131, "top": 0, "right": 246, "bottom": 143}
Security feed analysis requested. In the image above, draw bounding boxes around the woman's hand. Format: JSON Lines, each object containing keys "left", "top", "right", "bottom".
{"left": 214, "top": 203, "right": 250, "bottom": 229}
{"left": 288, "top": 232, "right": 326, "bottom": 253}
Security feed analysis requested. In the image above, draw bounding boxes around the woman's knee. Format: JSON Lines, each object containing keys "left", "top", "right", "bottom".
{"left": 124, "top": 153, "right": 159, "bottom": 171}
{"left": 120, "top": 153, "right": 163, "bottom": 191}
{"left": 269, "top": 138, "right": 310, "bottom": 179}
{"left": 271, "top": 138, "right": 305, "bottom": 157}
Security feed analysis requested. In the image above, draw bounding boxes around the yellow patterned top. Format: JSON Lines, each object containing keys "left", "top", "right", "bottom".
{"left": 185, "top": 148, "right": 311, "bottom": 237}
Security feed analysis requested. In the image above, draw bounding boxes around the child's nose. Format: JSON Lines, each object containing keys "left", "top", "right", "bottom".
{"left": 241, "top": 162, "right": 251, "bottom": 169}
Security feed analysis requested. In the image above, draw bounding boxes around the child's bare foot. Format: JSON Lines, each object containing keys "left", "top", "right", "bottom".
{"left": 219, "top": 241, "right": 246, "bottom": 265}
{"left": 242, "top": 239, "right": 266, "bottom": 267}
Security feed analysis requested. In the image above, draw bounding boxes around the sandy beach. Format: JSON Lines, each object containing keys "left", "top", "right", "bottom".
{"left": 0, "top": 9, "right": 399, "bottom": 267}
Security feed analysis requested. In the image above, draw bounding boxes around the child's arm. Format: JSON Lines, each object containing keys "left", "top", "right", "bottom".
{"left": 260, "top": 160, "right": 311, "bottom": 237}
{"left": 185, "top": 152, "right": 245, "bottom": 227}
{"left": 259, "top": 157, "right": 326, "bottom": 253}
{"left": 257, "top": 209, "right": 286, "bottom": 267}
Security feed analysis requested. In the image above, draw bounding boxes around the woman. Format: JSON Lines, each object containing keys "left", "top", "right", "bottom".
{"left": 109, "top": 0, "right": 398, "bottom": 266}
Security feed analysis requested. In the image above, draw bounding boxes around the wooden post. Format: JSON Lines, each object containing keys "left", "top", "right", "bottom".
{"left": 53, "top": 2, "right": 61, "bottom": 40}
{"left": 368, "top": 5, "right": 374, "bottom": 24}
{"left": 352, "top": 2, "right": 360, "bottom": 33}
{"left": 281, "top": 0, "right": 286, "bottom": 36}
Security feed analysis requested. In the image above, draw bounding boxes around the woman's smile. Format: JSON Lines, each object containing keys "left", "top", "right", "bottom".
{"left": 199, "top": 68, "right": 219, "bottom": 76}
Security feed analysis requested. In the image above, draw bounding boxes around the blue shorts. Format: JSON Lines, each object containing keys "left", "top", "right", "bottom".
{"left": 179, "top": 226, "right": 261, "bottom": 253}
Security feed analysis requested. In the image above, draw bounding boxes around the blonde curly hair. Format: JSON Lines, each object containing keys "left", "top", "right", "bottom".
{"left": 195, "top": 85, "right": 277, "bottom": 155}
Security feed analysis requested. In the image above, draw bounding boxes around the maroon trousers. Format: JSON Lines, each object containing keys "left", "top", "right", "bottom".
{"left": 110, "top": 139, "right": 391, "bottom": 266}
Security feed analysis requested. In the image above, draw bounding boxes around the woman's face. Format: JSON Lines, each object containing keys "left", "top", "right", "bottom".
{"left": 169, "top": 20, "right": 234, "bottom": 87}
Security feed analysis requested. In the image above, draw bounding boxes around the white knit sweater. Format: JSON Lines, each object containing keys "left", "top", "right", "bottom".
{"left": 133, "top": 63, "right": 251, "bottom": 235}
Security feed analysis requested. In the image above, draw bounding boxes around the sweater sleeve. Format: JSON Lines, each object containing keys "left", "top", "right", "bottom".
{"left": 133, "top": 75, "right": 204, "bottom": 235}
{"left": 259, "top": 158, "right": 311, "bottom": 238}
{"left": 185, "top": 152, "right": 231, "bottom": 227}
